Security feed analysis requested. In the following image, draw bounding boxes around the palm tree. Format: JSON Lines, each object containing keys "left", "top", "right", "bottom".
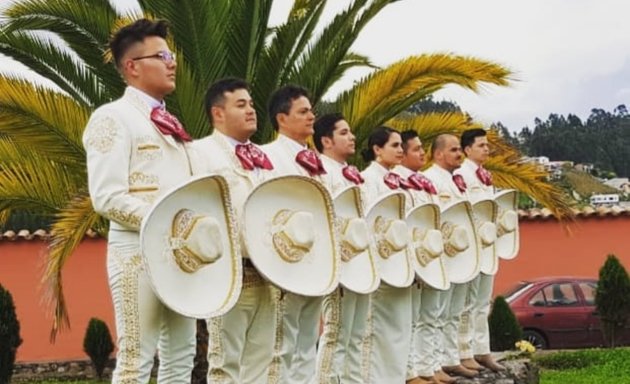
{"left": 0, "top": 0, "right": 570, "bottom": 337}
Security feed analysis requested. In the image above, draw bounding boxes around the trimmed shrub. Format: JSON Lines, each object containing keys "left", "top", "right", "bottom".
{"left": 83, "top": 317, "right": 114, "bottom": 378}
{"left": 596, "top": 254, "right": 630, "bottom": 348}
{"left": 0, "top": 284, "right": 22, "bottom": 384}
{"left": 489, "top": 295, "right": 523, "bottom": 351}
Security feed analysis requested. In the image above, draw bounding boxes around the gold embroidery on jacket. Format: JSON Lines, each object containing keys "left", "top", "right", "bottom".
{"left": 107, "top": 208, "right": 142, "bottom": 228}
{"left": 86, "top": 116, "right": 118, "bottom": 153}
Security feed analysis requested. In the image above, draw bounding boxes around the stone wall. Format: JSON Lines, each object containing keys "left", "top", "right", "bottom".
{"left": 12, "top": 357, "right": 538, "bottom": 383}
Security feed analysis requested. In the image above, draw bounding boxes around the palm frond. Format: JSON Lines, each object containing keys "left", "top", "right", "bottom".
{"left": 486, "top": 151, "right": 574, "bottom": 220}
{"left": 335, "top": 54, "right": 512, "bottom": 139}
{"left": 0, "top": 30, "right": 103, "bottom": 105}
{"left": 251, "top": 0, "right": 327, "bottom": 143}
{"left": 0, "top": 76, "right": 89, "bottom": 166}
{"left": 387, "top": 111, "right": 481, "bottom": 148}
{"left": 43, "top": 192, "right": 103, "bottom": 340}
{"left": 138, "top": 0, "right": 230, "bottom": 87}
{"left": 169, "top": 49, "right": 211, "bottom": 138}
{"left": 3, "top": 0, "right": 123, "bottom": 100}
{"left": 0, "top": 152, "right": 81, "bottom": 215}
{"left": 287, "top": 0, "right": 372, "bottom": 101}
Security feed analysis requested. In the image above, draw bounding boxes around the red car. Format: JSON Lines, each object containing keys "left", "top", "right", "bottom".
{"left": 503, "top": 276, "right": 630, "bottom": 349}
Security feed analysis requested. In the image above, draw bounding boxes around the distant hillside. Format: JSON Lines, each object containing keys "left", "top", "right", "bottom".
{"left": 562, "top": 169, "right": 619, "bottom": 198}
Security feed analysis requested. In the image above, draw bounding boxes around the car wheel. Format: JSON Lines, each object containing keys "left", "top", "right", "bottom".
{"left": 523, "top": 329, "right": 548, "bottom": 350}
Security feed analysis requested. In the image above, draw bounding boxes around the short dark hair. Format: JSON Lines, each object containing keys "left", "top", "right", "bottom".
{"left": 268, "top": 85, "right": 310, "bottom": 131}
{"left": 204, "top": 77, "right": 251, "bottom": 123}
{"left": 460, "top": 128, "right": 487, "bottom": 150}
{"left": 109, "top": 18, "right": 169, "bottom": 69}
{"left": 361, "top": 126, "right": 398, "bottom": 162}
{"left": 313, "top": 113, "right": 345, "bottom": 153}
{"left": 400, "top": 130, "right": 419, "bottom": 153}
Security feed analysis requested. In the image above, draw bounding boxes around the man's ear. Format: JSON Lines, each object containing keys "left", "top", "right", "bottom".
{"left": 321, "top": 136, "right": 333, "bottom": 150}
{"left": 211, "top": 105, "right": 223, "bottom": 123}
{"left": 276, "top": 113, "right": 288, "bottom": 129}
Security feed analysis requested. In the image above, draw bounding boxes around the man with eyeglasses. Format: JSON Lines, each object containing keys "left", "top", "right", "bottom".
{"left": 82, "top": 19, "right": 196, "bottom": 383}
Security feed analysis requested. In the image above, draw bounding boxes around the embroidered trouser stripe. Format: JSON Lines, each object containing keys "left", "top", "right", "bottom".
{"left": 107, "top": 240, "right": 195, "bottom": 384}
{"left": 458, "top": 275, "right": 481, "bottom": 359}
{"left": 316, "top": 289, "right": 370, "bottom": 384}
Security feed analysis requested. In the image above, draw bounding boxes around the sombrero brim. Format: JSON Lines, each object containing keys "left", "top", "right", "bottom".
{"left": 140, "top": 174, "right": 242, "bottom": 319}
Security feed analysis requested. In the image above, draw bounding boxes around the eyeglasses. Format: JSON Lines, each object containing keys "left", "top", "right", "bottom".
{"left": 131, "top": 50, "right": 176, "bottom": 64}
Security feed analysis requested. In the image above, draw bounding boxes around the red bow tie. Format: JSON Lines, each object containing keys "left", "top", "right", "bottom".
{"left": 150, "top": 107, "right": 192, "bottom": 142}
{"left": 476, "top": 166, "right": 493, "bottom": 186}
{"left": 384, "top": 172, "right": 412, "bottom": 190}
{"left": 235, "top": 143, "right": 274, "bottom": 171}
{"left": 407, "top": 173, "right": 437, "bottom": 195}
{"left": 452, "top": 174, "right": 467, "bottom": 193}
{"left": 342, "top": 165, "right": 364, "bottom": 185}
{"left": 296, "top": 149, "right": 326, "bottom": 176}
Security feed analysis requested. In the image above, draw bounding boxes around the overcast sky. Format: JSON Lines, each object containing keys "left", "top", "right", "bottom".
{"left": 1, "top": 0, "right": 629, "bottom": 131}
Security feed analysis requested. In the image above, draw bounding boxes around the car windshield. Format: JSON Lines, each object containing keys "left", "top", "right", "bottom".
{"left": 503, "top": 281, "right": 532, "bottom": 303}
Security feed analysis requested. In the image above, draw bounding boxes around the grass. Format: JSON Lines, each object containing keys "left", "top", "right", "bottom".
{"left": 537, "top": 347, "right": 630, "bottom": 384}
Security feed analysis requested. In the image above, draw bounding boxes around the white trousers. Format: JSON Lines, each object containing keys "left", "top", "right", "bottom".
{"left": 107, "top": 234, "right": 196, "bottom": 384}
{"left": 407, "top": 284, "right": 443, "bottom": 378}
{"left": 207, "top": 266, "right": 275, "bottom": 384}
{"left": 316, "top": 288, "right": 370, "bottom": 384}
{"left": 368, "top": 284, "right": 412, "bottom": 383}
{"left": 441, "top": 282, "right": 469, "bottom": 367}
{"left": 268, "top": 290, "right": 323, "bottom": 384}
{"left": 472, "top": 273, "right": 494, "bottom": 355}
{"left": 458, "top": 274, "right": 481, "bottom": 359}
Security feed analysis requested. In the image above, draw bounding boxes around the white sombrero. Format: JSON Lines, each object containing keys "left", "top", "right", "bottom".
{"left": 473, "top": 199, "right": 499, "bottom": 275}
{"left": 495, "top": 189, "right": 520, "bottom": 260}
{"left": 242, "top": 175, "right": 339, "bottom": 296}
{"left": 365, "top": 192, "right": 414, "bottom": 288}
{"left": 440, "top": 200, "right": 480, "bottom": 284}
{"left": 406, "top": 202, "right": 449, "bottom": 290}
{"left": 140, "top": 174, "right": 241, "bottom": 319}
{"left": 333, "top": 186, "right": 379, "bottom": 294}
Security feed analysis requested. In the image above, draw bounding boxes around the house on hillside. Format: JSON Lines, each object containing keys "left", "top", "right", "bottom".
{"left": 604, "top": 178, "right": 630, "bottom": 194}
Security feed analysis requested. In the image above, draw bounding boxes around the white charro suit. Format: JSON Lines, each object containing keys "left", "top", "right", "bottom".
{"left": 83, "top": 86, "right": 196, "bottom": 384}
{"left": 315, "top": 155, "right": 369, "bottom": 384}
{"left": 423, "top": 164, "right": 473, "bottom": 368}
{"left": 361, "top": 162, "right": 412, "bottom": 384}
{"left": 261, "top": 134, "right": 330, "bottom": 384}
{"left": 454, "top": 158, "right": 496, "bottom": 359}
{"left": 393, "top": 165, "right": 446, "bottom": 380}
{"left": 191, "top": 131, "right": 277, "bottom": 384}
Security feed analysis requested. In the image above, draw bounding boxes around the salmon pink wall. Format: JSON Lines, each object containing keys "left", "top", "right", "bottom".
{"left": 1, "top": 216, "right": 629, "bottom": 362}
{"left": 0, "top": 239, "right": 113, "bottom": 362}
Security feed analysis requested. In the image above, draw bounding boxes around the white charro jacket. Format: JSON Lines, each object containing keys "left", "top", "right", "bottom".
{"left": 191, "top": 130, "right": 276, "bottom": 220}
{"left": 83, "top": 87, "right": 193, "bottom": 235}
{"left": 454, "top": 158, "right": 494, "bottom": 202}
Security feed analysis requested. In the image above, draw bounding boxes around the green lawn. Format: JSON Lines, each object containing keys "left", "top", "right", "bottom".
{"left": 538, "top": 347, "right": 630, "bottom": 384}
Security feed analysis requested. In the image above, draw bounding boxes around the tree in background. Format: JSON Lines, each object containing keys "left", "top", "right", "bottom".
{"left": 596, "top": 254, "right": 630, "bottom": 348}
{"left": 0, "top": 284, "right": 22, "bottom": 384}
{"left": 0, "top": 0, "right": 571, "bottom": 336}
{"left": 83, "top": 317, "right": 115, "bottom": 379}
{"left": 488, "top": 296, "right": 522, "bottom": 352}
